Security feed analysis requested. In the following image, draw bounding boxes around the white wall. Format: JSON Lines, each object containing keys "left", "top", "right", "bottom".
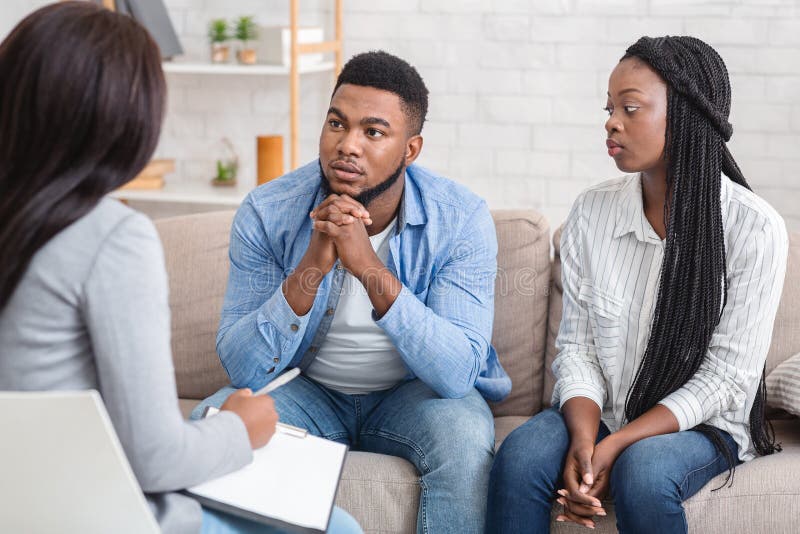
{"left": 3, "top": 1, "right": 800, "bottom": 230}
{"left": 335, "top": 0, "right": 800, "bottom": 230}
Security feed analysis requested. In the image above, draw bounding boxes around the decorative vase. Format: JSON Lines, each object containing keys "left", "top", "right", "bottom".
{"left": 257, "top": 135, "right": 284, "bottom": 185}
{"left": 237, "top": 48, "right": 257, "bottom": 65}
{"left": 210, "top": 43, "right": 229, "bottom": 63}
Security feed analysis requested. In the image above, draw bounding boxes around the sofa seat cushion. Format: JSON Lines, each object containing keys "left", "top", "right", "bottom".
{"left": 494, "top": 415, "right": 531, "bottom": 449}
{"left": 336, "top": 451, "right": 420, "bottom": 534}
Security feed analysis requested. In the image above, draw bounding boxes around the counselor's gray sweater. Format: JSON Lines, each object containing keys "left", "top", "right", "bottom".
{"left": 0, "top": 198, "right": 252, "bottom": 534}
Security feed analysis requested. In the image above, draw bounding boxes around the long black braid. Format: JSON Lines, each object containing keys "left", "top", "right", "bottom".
{"left": 622, "top": 36, "right": 780, "bottom": 486}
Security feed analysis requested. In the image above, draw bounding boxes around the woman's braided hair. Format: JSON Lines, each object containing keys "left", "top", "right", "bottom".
{"left": 622, "top": 36, "right": 780, "bottom": 484}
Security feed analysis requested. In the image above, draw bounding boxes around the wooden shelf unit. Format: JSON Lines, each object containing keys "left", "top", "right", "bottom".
{"left": 110, "top": 0, "right": 344, "bottom": 207}
{"left": 291, "top": 0, "right": 343, "bottom": 169}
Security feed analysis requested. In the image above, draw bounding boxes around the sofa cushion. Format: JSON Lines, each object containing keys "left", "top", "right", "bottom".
{"left": 493, "top": 415, "right": 530, "bottom": 449}
{"left": 158, "top": 209, "right": 551, "bottom": 411}
{"left": 155, "top": 210, "right": 236, "bottom": 399}
{"left": 488, "top": 211, "right": 551, "bottom": 418}
{"left": 335, "top": 452, "right": 420, "bottom": 534}
{"left": 766, "top": 352, "right": 800, "bottom": 417}
{"left": 766, "top": 232, "right": 800, "bottom": 378}
{"left": 543, "top": 225, "right": 564, "bottom": 408}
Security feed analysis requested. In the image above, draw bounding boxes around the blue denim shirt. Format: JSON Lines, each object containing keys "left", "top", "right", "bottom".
{"left": 216, "top": 160, "right": 511, "bottom": 401}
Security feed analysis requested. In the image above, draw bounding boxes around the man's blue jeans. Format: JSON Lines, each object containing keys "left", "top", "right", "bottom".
{"left": 486, "top": 408, "right": 738, "bottom": 534}
{"left": 194, "top": 377, "right": 495, "bottom": 534}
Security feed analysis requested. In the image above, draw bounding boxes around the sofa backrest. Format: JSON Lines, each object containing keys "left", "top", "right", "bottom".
{"left": 156, "top": 210, "right": 234, "bottom": 400}
{"left": 543, "top": 226, "right": 800, "bottom": 410}
{"left": 766, "top": 232, "right": 800, "bottom": 377}
{"left": 542, "top": 226, "right": 564, "bottom": 408}
{"left": 487, "top": 211, "right": 551, "bottom": 417}
{"left": 156, "top": 209, "right": 552, "bottom": 418}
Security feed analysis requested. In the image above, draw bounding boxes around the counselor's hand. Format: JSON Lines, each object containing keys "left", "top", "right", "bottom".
{"left": 220, "top": 388, "right": 279, "bottom": 449}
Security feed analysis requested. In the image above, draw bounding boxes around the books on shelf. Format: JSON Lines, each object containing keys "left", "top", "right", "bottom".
{"left": 120, "top": 159, "right": 175, "bottom": 190}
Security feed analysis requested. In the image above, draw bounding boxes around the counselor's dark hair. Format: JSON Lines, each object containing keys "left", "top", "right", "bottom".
{"left": 333, "top": 50, "right": 429, "bottom": 135}
{"left": 0, "top": 2, "right": 166, "bottom": 311}
{"left": 621, "top": 36, "right": 779, "bottom": 484}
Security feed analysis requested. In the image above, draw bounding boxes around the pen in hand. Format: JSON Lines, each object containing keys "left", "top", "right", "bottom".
{"left": 203, "top": 368, "right": 301, "bottom": 419}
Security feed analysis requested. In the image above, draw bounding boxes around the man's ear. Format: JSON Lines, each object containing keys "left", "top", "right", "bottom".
{"left": 405, "top": 135, "right": 423, "bottom": 166}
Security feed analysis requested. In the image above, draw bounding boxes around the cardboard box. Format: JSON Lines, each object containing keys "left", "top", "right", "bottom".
{"left": 257, "top": 26, "right": 324, "bottom": 67}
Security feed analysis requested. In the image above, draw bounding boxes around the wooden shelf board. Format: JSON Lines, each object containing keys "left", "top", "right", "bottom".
{"left": 110, "top": 181, "right": 249, "bottom": 206}
{"left": 162, "top": 60, "right": 335, "bottom": 76}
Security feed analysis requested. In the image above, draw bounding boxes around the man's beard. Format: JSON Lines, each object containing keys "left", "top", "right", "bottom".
{"left": 320, "top": 158, "right": 405, "bottom": 208}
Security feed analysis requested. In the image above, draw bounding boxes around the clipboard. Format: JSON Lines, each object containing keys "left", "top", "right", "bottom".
{"left": 186, "top": 409, "right": 348, "bottom": 533}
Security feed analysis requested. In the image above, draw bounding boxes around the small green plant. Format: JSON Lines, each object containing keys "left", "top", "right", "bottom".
{"left": 212, "top": 138, "right": 239, "bottom": 185}
{"left": 234, "top": 16, "right": 258, "bottom": 46}
{"left": 207, "top": 19, "right": 230, "bottom": 44}
{"left": 215, "top": 159, "right": 237, "bottom": 182}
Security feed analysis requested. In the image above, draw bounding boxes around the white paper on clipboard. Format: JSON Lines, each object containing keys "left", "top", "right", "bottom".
{"left": 187, "top": 415, "right": 348, "bottom": 533}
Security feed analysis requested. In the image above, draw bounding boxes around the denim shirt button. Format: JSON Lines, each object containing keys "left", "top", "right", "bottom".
{"left": 290, "top": 323, "right": 299, "bottom": 332}
{"left": 273, "top": 357, "right": 280, "bottom": 363}
{"left": 326, "top": 307, "right": 334, "bottom": 316}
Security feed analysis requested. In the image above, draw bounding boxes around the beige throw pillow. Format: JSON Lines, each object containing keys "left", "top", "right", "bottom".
{"left": 767, "top": 352, "right": 800, "bottom": 417}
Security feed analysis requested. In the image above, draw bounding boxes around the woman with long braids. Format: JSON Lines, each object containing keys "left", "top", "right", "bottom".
{"left": 486, "top": 36, "right": 788, "bottom": 533}
{"left": 0, "top": 4, "right": 361, "bottom": 533}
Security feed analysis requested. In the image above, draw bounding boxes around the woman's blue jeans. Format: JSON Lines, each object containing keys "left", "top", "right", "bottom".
{"left": 486, "top": 408, "right": 739, "bottom": 534}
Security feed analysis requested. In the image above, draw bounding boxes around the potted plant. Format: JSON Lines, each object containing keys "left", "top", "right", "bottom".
{"left": 208, "top": 19, "right": 230, "bottom": 64}
{"left": 211, "top": 138, "right": 239, "bottom": 187}
{"left": 234, "top": 16, "right": 258, "bottom": 65}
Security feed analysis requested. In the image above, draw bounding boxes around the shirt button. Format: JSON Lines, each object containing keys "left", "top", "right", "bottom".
{"left": 326, "top": 308, "right": 334, "bottom": 316}
{"left": 336, "top": 264, "right": 343, "bottom": 271}
{"left": 273, "top": 357, "right": 280, "bottom": 363}
{"left": 309, "top": 346, "right": 317, "bottom": 353}
{"left": 290, "top": 324, "right": 299, "bottom": 332}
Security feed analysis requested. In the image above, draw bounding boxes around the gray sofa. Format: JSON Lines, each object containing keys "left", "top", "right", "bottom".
{"left": 156, "top": 209, "right": 800, "bottom": 534}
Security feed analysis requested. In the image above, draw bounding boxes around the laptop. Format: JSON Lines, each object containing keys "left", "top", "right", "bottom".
{"left": 0, "top": 390, "right": 159, "bottom": 534}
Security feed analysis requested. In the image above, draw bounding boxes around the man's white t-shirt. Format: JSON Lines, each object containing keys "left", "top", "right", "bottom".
{"left": 305, "top": 218, "right": 408, "bottom": 394}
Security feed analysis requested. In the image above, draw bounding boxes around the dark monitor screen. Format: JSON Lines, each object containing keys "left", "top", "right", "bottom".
{"left": 109, "top": 0, "right": 183, "bottom": 59}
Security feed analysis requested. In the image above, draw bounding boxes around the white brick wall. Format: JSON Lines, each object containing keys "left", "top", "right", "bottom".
{"left": 2, "top": 1, "right": 799, "bottom": 230}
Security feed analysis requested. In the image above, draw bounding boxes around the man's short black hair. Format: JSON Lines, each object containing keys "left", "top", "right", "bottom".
{"left": 333, "top": 51, "right": 429, "bottom": 136}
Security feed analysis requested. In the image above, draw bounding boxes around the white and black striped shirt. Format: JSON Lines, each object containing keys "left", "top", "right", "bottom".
{"left": 552, "top": 173, "right": 788, "bottom": 461}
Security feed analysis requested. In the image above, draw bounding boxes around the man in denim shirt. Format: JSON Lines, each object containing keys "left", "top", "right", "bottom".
{"left": 196, "top": 51, "right": 510, "bottom": 533}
